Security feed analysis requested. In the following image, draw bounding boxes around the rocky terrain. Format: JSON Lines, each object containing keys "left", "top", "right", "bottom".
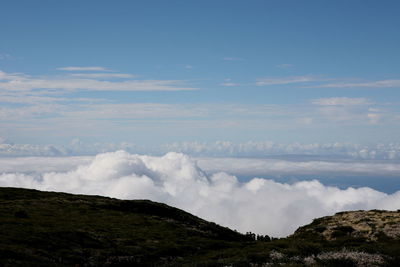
{"left": 293, "top": 210, "right": 400, "bottom": 241}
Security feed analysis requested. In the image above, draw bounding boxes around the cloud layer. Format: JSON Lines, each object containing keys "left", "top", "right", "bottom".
{"left": 1, "top": 151, "right": 399, "bottom": 237}
{"left": 197, "top": 157, "right": 400, "bottom": 177}
{"left": 2, "top": 139, "right": 400, "bottom": 161}
{"left": 164, "top": 141, "right": 400, "bottom": 160}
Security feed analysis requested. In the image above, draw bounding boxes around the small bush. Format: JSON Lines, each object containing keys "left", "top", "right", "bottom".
{"left": 317, "top": 258, "right": 356, "bottom": 267}
{"left": 315, "top": 226, "right": 327, "bottom": 233}
{"left": 331, "top": 226, "right": 355, "bottom": 238}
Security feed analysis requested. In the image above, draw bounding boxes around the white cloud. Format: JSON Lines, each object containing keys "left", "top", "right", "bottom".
{"left": 256, "top": 75, "right": 320, "bottom": 86}
{"left": 1, "top": 151, "right": 399, "bottom": 237}
{"left": 318, "top": 79, "right": 400, "bottom": 88}
{"left": 57, "top": 66, "right": 111, "bottom": 71}
{"left": 312, "top": 97, "right": 371, "bottom": 106}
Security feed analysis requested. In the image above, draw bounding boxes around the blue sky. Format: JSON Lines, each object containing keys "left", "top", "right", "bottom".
{"left": 1, "top": 0, "right": 400, "bottom": 148}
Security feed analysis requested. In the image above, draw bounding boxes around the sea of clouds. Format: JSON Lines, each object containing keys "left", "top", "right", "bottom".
{"left": 2, "top": 138, "right": 400, "bottom": 160}
{"left": 1, "top": 151, "right": 400, "bottom": 237}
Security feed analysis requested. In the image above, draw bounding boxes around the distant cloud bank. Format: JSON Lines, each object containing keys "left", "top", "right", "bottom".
{"left": 1, "top": 139, "right": 400, "bottom": 160}
{"left": 1, "top": 151, "right": 399, "bottom": 237}
{"left": 164, "top": 141, "right": 400, "bottom": 160}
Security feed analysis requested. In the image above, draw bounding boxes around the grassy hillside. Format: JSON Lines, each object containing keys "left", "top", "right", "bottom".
{"left": 1, "top": 187, "right": 399, "bottom": 266}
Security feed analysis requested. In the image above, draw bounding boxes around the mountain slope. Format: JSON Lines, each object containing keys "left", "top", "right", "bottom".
{"left": 1, "top": 187, "right": 399, "bottom": 266}
{"left": 0, "top": 187, "right": 248, "bottom": 266}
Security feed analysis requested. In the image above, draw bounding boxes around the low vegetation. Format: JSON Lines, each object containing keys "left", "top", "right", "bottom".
{"left": 0, "top": 187, "right": 399, "bottom": 266}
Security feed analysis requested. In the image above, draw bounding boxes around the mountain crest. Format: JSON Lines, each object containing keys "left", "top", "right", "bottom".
{"left": 293, "top": 210, "right": 400, "bottom": 241}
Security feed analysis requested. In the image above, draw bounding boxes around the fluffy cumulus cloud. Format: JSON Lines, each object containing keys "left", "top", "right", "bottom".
{"left": 1, "top": 151, "right": 400, "bottom": 237}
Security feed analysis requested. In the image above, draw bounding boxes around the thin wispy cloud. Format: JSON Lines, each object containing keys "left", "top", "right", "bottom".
{"left": 219, "top": 78, "right": 241, "bottom": 87}
{"left": 0, "top": 94, "right": 66, "bottom": 104}
{"left": 0, "top": 54, "right": 12, "bottom": 60}
{"left": 312, "top": 97, "right": 371, "bottom": 106}
{"left": 69, "top": 73, "right": 135, "bottom": 79}
{"left": 276, "top": 63, "right": 293, "bottom": 69}
{"left": 1, "top": 96, "right": 399, "bottom": 143}
{"left": 1, "top": 68, "right": 399, "bottom": 145}
{"left": 255, "top": 75, "right": 321, "bottom": 86}
{"left": 221, "top": 75, "right": 400, "bottom": 89}
{"left": 0, "top": 103, "right": 68, "bottom": 119}
{"left": 311, "top": 98, "right": 377, "bottom": 123}
{"left": 67, "top": 103, "right": 210, "bottom": 120}
{"left": 318, "top": 79, "right": 400, "bottom": 88}
{"left": 57, "top": 66, "right": 112, "bottom": 71}
{"left": 0, "top": 93, "right": 104, "bottom": 105}
{"left": 367, "top": 113, "right": 381, "bottom": 124}
{"left": 0, "top": 70, "right": 196, "bottom": 92}
{"left": 0, "top": 70, "right": 28, "bottom": 81}
{"left": 223, "top": 57, "right": 244, "bottom": 61}
{"left": 220, "top": 82, "right": 241, "bottom": 87}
